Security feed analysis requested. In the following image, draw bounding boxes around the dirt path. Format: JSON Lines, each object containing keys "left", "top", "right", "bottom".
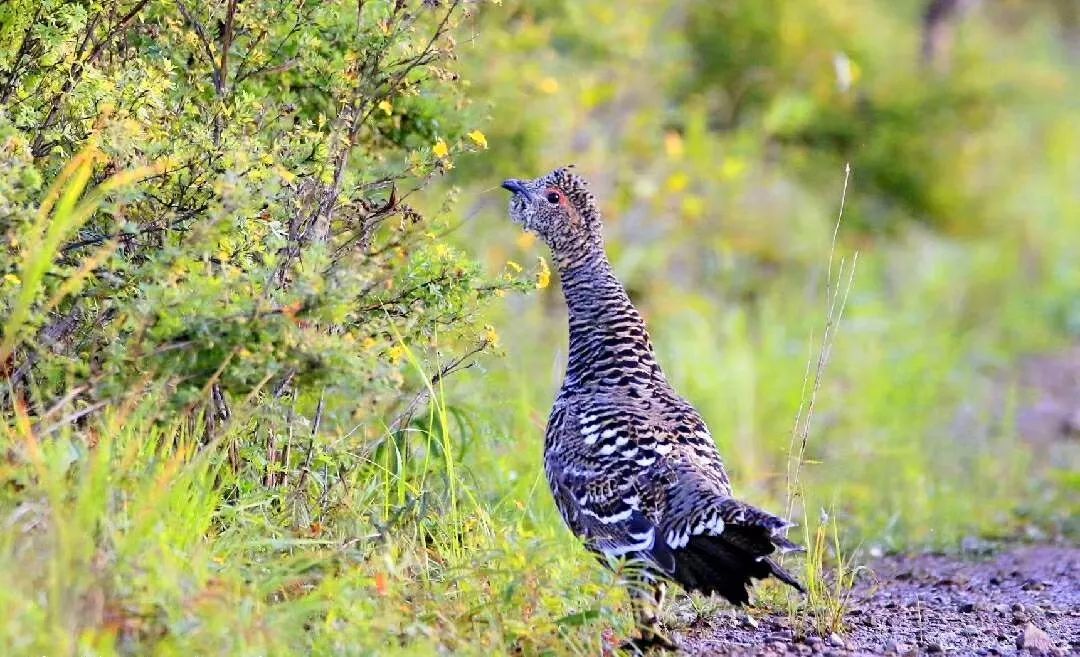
{"left": 676, "top": 544, "right": 1079, "bottom": 656}
{"left": 676, "top": 348, "right": 1080, "bottom": 657}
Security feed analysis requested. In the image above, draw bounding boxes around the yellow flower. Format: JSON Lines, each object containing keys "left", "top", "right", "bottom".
{"left": 467, "top": 130, "right": 488, "bottom": 149}
{"left": 387, "top": 345, "right": 406, "bottom": 364}
{"left": 360, "top": 336, "right": 377, "bottom": 350}
{"left": 3, "top": 273, "right": 20, "bottom": 287}
{"left": 665, "top": 171, "right": 689, "bottom": 193}
{"left": 483, "top": 324, "right": 500, "bottom": 348}
{"left": 432, "top": 138, "right": 449, "bottom": 158}
{"left": 535, "top": 256, "right": 551, "bottom": 289}
{"left": 378, "top": 100, "right": 393, "bottom": 115}
{"left": 538, "top": 77, "right": 559, "bottom": 94}
{"left": 276, "top": 166, "right": 297, "bottom": 184}
{"left": 506, "top": 259, "right": 523, "bottom": 273}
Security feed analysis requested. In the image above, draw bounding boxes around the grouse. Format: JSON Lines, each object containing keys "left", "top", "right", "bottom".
{"left": 502, "top": 168, "right": 804, "bottom": 651}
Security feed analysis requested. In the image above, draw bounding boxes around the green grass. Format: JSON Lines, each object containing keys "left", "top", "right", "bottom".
{"left": 4, "top": 1, "right": 1079, "bottom": 654}
{"left": 4, "top": 83, "right": 1079, "bottom": 657}
{"left": 3, "top": 168, "right": 1078, "bottom": 656}
{"left": 4, "top": 169, "right": 1075, "bottom": 657}
{"left": 0, "top": 397, "right": 624, "bottom": 656}
{"left": 784, "top": 509, "right": 862, "bottom": 638}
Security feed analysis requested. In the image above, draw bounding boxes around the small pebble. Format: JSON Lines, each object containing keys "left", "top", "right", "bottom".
{"left": 827, "top": 633, "right": 845, "bottom": 648}
{"left": 1017, "top": 622, "right": 1054, "bottom": 654}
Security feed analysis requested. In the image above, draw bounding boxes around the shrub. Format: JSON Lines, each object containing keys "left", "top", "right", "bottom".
{"left": 0, "top": 0, "right": 516, "bottom": 431}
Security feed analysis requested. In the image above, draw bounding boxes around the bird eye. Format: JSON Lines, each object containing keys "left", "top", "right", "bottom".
{"left": 546, "top": 192, "right": 560, "bottom": 204}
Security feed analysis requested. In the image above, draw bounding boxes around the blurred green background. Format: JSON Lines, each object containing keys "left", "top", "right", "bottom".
{"left": 441, "top": 0, "right": 1079, "bottom": 547}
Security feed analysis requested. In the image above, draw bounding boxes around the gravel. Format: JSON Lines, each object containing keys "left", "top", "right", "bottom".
{"left": 676, "top": 545, "right": 1079, "bottom": 657}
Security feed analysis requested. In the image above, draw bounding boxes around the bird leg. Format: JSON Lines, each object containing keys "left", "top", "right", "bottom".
{"left": 621, "top": 581, "right": 677, "bottom": 653}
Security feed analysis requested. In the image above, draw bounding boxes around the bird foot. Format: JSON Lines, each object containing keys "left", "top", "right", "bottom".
{"left": 619, "top": 631, "right": 678, "bottom": 654}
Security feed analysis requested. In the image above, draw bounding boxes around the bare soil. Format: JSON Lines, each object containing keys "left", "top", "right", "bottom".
{"left": 676, "top": 544, "right": 1079, "bottom": 656}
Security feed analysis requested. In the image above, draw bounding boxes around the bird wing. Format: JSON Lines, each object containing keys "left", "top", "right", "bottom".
{"left": 547, "top": 464, "right": 676, "bottom": 573}
{"left": 647, "top": 396, "right": 799, "bottom": 552}
{"left": 546, "top": 393, "right": 803, "bottom": 600}
{"left": 544, "top": 399, "right": 677, "bottom": 573}
{"left": 641, "top": 397, "right": 805, "bottom": 601}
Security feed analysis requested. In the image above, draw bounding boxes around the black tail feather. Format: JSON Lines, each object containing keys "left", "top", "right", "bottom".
{"left": 671, "top": 525, "right": 804, "bottom": 604}
{"left": 764, "top": 556, "right": 805, "bottom": 593}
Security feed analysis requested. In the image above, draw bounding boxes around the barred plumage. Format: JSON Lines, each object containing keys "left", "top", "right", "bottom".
{"left": 502, "top": 168, "right": 803, "bottom": 649}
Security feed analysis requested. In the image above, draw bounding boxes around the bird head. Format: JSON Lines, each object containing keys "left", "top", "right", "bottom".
{"left": 502, "top": 167, "right": 603, "bottom": 255}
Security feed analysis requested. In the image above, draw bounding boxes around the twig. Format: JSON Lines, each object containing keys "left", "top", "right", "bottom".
{"left": 31, "top": 1, "right": 151, "bottom": 156}
{"left": 784, "top": 163, "right": 857, "bottom": 524}
{"left": 60, "top": 204, "right": 207, "bottom": 254}
{"left": 271, "top": 368, "right": 297, "bottom": 400}
{"left": 296, "top": 389, "right": 326, "bottom": 491}
{"left": 176, "top": 3, "right": 219, "bottom": 76}
{"left": 37, "top": 401, "right": 109, "bottom": 437}
{"left": 386, "top": 339, "right": 488, "bottom": 434}
{"left": 218, "top": 0, "right": 238, "bottom": 95}
{"left": 0, "top": 3, "right": 44, "bottom": 104}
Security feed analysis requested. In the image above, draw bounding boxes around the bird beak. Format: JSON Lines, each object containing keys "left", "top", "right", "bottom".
{"left": 501, "top": 179, "right": 530, "bottom": 199}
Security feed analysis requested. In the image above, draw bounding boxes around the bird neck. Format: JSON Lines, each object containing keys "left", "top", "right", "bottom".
{"left": 554, "top": 243, "right": 667, "bottom": 394}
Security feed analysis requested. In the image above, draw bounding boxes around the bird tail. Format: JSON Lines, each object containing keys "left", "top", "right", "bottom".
{"left": 670, "top": 501, "right": 805, "bottom": 605}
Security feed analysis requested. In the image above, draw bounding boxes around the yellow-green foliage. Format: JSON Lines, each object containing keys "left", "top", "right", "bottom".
{"left": 0, "top": 0, "right": 523, "bottom": 420}
{"left": 2, "top": 1, "right": 1079, "bottom": 655}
